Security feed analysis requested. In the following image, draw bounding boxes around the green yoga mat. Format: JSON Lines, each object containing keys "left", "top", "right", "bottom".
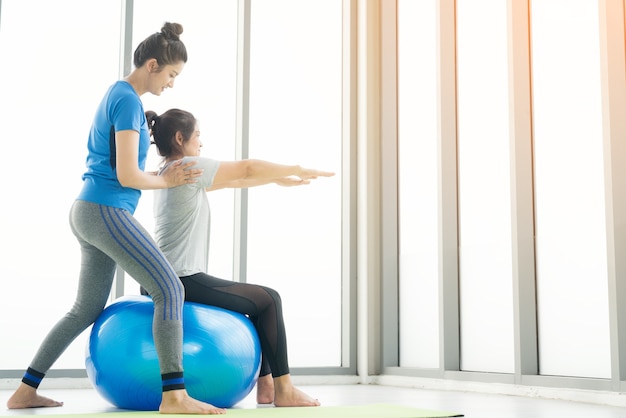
{"left": 43, "top": 404, "right": 462, "bottom": 418}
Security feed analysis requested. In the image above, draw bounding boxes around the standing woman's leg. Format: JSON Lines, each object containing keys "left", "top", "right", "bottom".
{"left": 7, "top": 200, "right": 118, "bottom": 409}
{"left": 70, "top": 202, "right": 223, "bottom": 414}
{"left": 93, "top": 204, "right": 185, "bottom": 386}
{"left": 27, "top": 240, "right": 116, "bottom": 375}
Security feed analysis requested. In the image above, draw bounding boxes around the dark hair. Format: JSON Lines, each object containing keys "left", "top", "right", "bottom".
{"left": 133, "top": 22, "right": 188, "bottom": 70}
{"left": 146, "top": 108, "right": 197, "bottom": 159}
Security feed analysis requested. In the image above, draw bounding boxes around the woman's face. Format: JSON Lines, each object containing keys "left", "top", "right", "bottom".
{"left": 182, "top": 123, "right": 202, "bottom": 157}
{"left": 149, "top": 61, "right": 185, "bottom": 96}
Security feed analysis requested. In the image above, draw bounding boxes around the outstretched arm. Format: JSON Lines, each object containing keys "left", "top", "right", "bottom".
{"left": 207, "top": 176, "right": 311, "bottom": 192}
{"left": 207, "top": 159, "right": 334, "bottom": 192}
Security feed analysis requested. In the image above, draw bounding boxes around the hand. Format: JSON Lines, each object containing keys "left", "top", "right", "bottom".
{"left": 298, "top": 167, "right": 335, "bottom": 181}
{"left": 161, "top": 160, "right": 203, "bottom": 187}
{"left": 274, "top": 177, "right": 311, "bottom": 187}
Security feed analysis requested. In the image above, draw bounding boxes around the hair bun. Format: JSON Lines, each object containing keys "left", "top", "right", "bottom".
{"left": 161, "top": 22, "right": 183, "bottom": 41}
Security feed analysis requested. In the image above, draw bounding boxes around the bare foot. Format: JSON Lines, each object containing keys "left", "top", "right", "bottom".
{"left": 6, "top": 383, "right": 64, "bottom": 409}
{"left": 159, "top": 389, "right": 226, "bottom": 415}
{"left": 273, "top": 375, "right": 320, "bottom": 407}
{"left": 274, "top": 386, "right": 320, "bottom": 407}
{"left": 256, "top": 375, "right": 274, "bottom": 404}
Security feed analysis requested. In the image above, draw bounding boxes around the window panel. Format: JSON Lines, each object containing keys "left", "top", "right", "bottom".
{"left": 531, "top": 0, "right": 610, "bottom": 379}
{"left": 247, "top": 0, "right": 343, "bottom": 367}
{"left": 0, "top": 0, "right": 122, "bottom": 370}
{"left": 456, "top": 0, "right": 514, "bottom": 373}
{"left": 397, "top": 0, "right": 440, "bottom": 369}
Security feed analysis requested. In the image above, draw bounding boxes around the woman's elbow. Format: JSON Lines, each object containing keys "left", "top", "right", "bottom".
{"left": 243, "top": 160, "right": 258, "bottom": 179}
{"left": 117, "top": 172, "right": 137, "bottom": 188}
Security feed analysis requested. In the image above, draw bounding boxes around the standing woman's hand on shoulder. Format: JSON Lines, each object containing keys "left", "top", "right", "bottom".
{"left": 161, "top": 159, "right": 204, "bottom": 187}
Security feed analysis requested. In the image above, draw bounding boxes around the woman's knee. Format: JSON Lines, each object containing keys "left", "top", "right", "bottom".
{"left": 261, "top": 286, "right": 282, "bottom": 306}
{"left": 145, "top": 277, "right": 184, "bottom": 303}
{"left": 68, "top": 300, "right": 106, "bottom": 328}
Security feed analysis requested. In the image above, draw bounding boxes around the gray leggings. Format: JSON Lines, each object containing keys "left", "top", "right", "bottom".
{"left": 28, "top": 200, "right": 184, "bottom": 380}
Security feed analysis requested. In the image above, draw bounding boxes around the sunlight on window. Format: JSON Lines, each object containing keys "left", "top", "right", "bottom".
{"left": 397, "top": 0, "right": 440, "bottom": 369}
{"left": 0, "top": 0, "right": 122, "bottom": 369}
{"left": 247, "top": 0, "right": 343, "bottom": 367}
{"left": 456, "top": 0, "right": 514, "bottom": 374}
{"left": 531, "top": 0, "right": 610, "bottom": 379}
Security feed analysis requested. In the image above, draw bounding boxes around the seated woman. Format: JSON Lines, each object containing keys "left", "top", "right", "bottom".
{"left": 142, "top": 108, "right": 334, "bottom": 407}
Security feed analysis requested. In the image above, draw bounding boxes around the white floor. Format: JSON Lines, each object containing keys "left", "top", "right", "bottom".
{"left": 2, "top": 383, "right": 626, "bottom": 417}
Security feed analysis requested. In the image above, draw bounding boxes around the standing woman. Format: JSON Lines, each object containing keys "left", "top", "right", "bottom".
{"left": 7, "top": 23, "right": 225, "bottom": 415}
{"left": 144, "top": 108, "right": 334, "bottom": 407}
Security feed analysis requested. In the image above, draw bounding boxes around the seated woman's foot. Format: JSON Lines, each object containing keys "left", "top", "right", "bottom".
{"left": 256, "top": 375, "right": 275, "bottom": 404}
{"left": 274, "top": 386, "right": 320, "bottom": 407}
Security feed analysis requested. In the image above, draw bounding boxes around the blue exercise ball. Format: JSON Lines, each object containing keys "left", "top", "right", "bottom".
{"left": 85, "top": 295, "right": 261, "bottom": 411}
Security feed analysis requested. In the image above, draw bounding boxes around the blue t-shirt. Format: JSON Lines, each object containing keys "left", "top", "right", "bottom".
{"left": 77, "top": 81, "right": 149, "bottom": 213}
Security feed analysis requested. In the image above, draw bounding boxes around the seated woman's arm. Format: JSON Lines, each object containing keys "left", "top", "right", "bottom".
{"left": 207, "top": 159, "right": 334, "bottom": 192}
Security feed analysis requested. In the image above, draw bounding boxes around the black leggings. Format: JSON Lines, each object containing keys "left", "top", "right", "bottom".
{"left": 142, "top": 273, "right": 288, "bottom": 378}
